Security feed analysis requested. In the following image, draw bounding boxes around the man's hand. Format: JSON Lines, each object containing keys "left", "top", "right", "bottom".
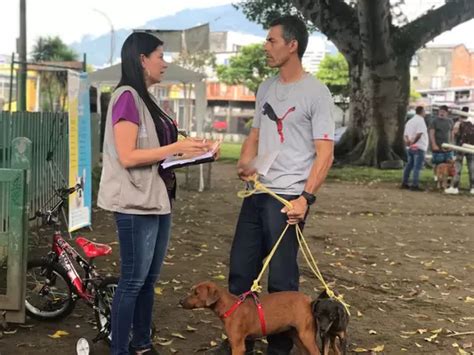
{"left": 281, "top": 196, "right": 308, "bottom": 225}
{"left": 237, "top": 162, "right": 257, "bottom": 181}
{"left": 432, "top": 144, "right": 440, "bottom": 152}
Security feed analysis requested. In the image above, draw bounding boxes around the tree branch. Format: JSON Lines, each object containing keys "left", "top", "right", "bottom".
{"left": 290, "top": 0, "right": 360, "bottom": 56}
{"left": 395, "top": 0, "right": 474, "bottom": 57}
{"left": 358, "top": 0, "right": 393, "bottom": 67}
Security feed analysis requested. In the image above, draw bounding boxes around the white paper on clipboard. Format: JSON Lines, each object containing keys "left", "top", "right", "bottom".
{"left": 251, "top": 150, "right": 280, "bottom": 176}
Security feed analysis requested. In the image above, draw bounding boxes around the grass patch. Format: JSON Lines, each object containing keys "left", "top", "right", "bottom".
{"left": 220, "top": 143, "right": 242, "bottom": 162}
{"left": 220, "top": 142, "right": 471, "bottom": 186}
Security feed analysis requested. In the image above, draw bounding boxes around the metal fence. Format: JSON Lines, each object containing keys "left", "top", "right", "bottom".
{"left": 0, "top": 112, "right": 68, "bottom": 233}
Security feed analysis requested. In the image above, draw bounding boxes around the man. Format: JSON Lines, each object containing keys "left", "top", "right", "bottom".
{"left": 447, "top": 106, "right": 474, "bottom": 194}
{"left": 429, "top": 105, "right": 454, "bottom": 184}
{"left": 210, "top": 15, "right": 335, "bottom": 355}
{"left": 401, "top": 106, "right": 428, "bottom": 191}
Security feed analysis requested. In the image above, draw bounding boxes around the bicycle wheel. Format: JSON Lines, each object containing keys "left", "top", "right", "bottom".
{"left": 94, "top": 277, "right": 156, "bottom": 345}
{"left": 94, "top": 276, "right": 118, "bottom": 344}
{"left": 25, "top": 258, "right": 76, "bottom": 320}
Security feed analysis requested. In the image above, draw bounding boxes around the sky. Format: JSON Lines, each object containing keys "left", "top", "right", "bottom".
{"left": 1, "top": 0, "right": 474, "bottom": 55}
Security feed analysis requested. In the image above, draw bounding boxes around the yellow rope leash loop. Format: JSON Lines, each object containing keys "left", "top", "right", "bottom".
{"left": 237, "top": 175, "right": 293, "bottom": 210}
{"left": 296, "top": 225, "right": 351, "bottom": 316}
{"left": 237, "top": 175, "right": 351, "bottom": 315}
{"left": 250, "top": 223, "right": 291, "bottom": 293}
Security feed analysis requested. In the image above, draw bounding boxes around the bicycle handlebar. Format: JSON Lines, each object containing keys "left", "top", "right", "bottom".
{"left": 30, "top": 183, "right": 83, "bottom": 224}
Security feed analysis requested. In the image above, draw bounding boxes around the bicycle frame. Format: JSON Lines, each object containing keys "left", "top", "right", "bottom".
{"left": 49, "top": 231, "right": 97, "bottom": 303}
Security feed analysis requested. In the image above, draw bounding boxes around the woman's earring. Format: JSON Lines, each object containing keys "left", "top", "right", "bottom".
{"left": 145, "top": 68, "right": 151, "bottom": 77}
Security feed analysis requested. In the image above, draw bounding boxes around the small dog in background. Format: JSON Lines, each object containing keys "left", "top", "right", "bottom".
{"left": 436, "top": 159, "right": 456, "bottom": 189}
{"left": 312, "top": 290, "right": 349, "bottom": 355}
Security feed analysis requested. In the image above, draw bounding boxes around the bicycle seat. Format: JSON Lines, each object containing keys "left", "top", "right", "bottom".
{"left": 75, "top": 237, "right": 112, "bottom": 258}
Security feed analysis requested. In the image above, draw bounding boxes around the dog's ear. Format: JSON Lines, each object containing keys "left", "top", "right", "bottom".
{"left": 337, "top": 304, "right": 347, "bottom": 325}
{"left": 205, "top": 283, "right": 220, "bottom": 307}
{"left": 318, "top": 289, "right": 329, "bottom": 300}
{"left": 311, "top": 299, "right": 321, "bottom": 314}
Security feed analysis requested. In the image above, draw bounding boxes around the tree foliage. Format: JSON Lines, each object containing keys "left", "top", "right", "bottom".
{"left": 216, "top": 43, "right": 277, "bottom": 94}
{"left": 31, "top": 36, "right": 77, "bottom": 62}
{"left": 174, "top": 50, "right": 216, "bottom": 74}
{"left": 316, "top": 53, "right": 349, "bottom": 98}
{"left": 31, "top": 36, "right": 78, "bottom": 111}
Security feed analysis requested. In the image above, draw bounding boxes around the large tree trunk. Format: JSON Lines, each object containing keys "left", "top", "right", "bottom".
{"left": 288, "top": 0, "right": 474, "bottom": 167}
{"left": 336, "top": 57, "right": 411, "bottom": 167}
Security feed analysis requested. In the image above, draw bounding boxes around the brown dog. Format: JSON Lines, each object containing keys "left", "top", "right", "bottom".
{"left": 312, "top": 290, "right": 349, "bottom": 355}
{"left": 180, "top": 281, "right": 320, "bottom": 355}
{"left": 436, "top": 160, "right": 456, "bottom": 189}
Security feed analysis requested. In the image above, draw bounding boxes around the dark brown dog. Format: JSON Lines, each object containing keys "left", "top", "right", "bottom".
{"left": 180, "top": 281, "right": 320, "bottom": 355}
{"left": 311, "top": 290, "right": 349, "bottom": 355}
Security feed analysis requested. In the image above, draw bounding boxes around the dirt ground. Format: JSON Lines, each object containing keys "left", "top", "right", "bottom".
{"left": 1, "top": 162, "right": 473, "bottom": 355}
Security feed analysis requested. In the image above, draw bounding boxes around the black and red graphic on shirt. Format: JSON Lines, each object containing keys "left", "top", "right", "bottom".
{"left": 262, "top": 102, "right": 296, "bottom": 143}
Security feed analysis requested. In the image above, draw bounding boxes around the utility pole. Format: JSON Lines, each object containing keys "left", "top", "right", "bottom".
{"left": 18, "top": 0, "right": 27, "bottom": 111}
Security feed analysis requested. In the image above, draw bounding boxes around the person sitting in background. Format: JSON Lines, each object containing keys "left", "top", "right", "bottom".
{"left": 401, "top": 106, "right": 428, "bottom": 191}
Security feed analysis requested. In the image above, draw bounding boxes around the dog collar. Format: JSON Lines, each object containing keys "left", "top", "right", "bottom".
{"left": 221, "top": 291, "right": 267, "bottom": 336}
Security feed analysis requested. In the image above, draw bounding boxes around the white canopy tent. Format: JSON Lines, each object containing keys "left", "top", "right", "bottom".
{"left": 89, "top": 62, "right": 209, "bottom": 191}
{"left": 89, "top": 62, "right": 207, "bottom": 133}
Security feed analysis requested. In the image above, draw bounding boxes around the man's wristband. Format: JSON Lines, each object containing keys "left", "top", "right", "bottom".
{"left": 301, "top": 191, "right": 316, "bottom": 205}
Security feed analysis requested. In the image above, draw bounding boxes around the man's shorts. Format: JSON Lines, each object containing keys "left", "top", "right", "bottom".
{"left": 432, "top": 151, "right": 454, "bottom": 165}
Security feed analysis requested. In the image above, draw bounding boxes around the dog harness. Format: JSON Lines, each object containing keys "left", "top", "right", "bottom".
{"left": 222, "top": 290, "right": 267, "bottom": 336}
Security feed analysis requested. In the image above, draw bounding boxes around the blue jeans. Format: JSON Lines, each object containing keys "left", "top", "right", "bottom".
{"left": 111, "top": 213, "right": 171, "bottom": 355}
{"left": 453, "top": 153, "right": 474, "bottom": 189}
{"left": 229, "top": 194, "right": 305, "bottom": 353}
{"left": 402, "top": 148, "right": 425, "bottom": 187}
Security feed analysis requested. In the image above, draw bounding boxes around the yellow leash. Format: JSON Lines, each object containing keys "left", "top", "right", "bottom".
{"left": 237, "top": 175, "right": 351, "bottom": 315}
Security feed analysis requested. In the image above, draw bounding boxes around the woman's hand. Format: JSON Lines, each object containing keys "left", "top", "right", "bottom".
{"left": 173, "top": 138, "right": 213, "bottom": 157}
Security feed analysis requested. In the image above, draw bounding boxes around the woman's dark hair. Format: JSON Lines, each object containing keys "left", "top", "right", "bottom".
{"left": 117, "top": 32, "right": 176, "bottom": 146}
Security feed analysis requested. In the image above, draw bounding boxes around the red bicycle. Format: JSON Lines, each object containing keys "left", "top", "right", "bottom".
{"left": 25, "top": 184, "right": 118, "bottom": 343}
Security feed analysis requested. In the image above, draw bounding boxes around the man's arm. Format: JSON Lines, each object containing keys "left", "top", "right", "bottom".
{"left": 429, "top": 128, "right": 439, "bottom": 151}
{"left": 284, "top": 139, "right": 334, "bottom": 225}
{"left": 411, "top": 133, "right": 423, "bottom": 145}
{"left": 237, "top": 127, "right": 259, "bottom": 180}
{"left": 404, "top": 135, "right": 411, "bottom": 146}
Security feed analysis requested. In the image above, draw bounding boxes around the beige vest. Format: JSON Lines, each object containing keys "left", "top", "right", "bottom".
{"left": 98, "top": 86, "right": 171, "bottom": 215}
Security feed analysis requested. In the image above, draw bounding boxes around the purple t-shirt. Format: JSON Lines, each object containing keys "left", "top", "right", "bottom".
{"left": 112, "top": 91, "right": 139, "bottom": 125}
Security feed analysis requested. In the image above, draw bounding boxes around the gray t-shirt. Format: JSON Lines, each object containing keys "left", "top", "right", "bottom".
{"left": 430, "top": 117, "right": 453, "bottom": 147}
{"left": 252, "top": 74, "right": 335, "bottom": 195}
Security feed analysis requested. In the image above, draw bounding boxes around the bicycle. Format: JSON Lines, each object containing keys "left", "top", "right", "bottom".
{"left": 25, "top": 183, "right": 118, "bottom": 344}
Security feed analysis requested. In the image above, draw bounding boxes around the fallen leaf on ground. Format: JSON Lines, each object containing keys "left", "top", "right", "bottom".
{"left": 424, "top": 333, "right": 438, "bottom": 342}
{"left": 156, "top": 338, "right": 173, "bottom": 346}
{"left": 465, "top": 297, "right": 474, "bottom": 303}
{"left": 48, "top": 330, "right": 69, "bottom": 339}
{"left": 171, "top": 332, "right": 186, "bottom": 339}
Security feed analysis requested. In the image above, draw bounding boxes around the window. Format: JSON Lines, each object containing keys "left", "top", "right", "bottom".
{"left": 431, "top": 76, "right": 443, "bottom": 89}
{"left": 455, "top": 90, "right": 470, "bottom": 102}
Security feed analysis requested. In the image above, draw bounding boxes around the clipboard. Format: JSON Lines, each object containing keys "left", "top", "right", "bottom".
{"left": 161, "top": 140, "right": 221, "bottom": 170}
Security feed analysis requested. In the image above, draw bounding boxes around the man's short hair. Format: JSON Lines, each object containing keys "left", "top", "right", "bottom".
{"left": 269, "top": 15, "right": 309, "bottom": 59}
{"left": 462, "top": 106, "right": 469, "bottom": 112}
{"left": 415, "top": 106, "right": 424, "bottom": 115}
{"left": 439, "top": 105, "right": 449, "bottom": 112}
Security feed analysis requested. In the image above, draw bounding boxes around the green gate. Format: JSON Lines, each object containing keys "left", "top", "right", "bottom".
{"left": 0, "top": 138, "right": 30, "bottom": 323}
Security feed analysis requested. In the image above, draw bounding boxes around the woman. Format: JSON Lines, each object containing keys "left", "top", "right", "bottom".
{"left": 98, "top": 32, "right": 212, "bottom": 355}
